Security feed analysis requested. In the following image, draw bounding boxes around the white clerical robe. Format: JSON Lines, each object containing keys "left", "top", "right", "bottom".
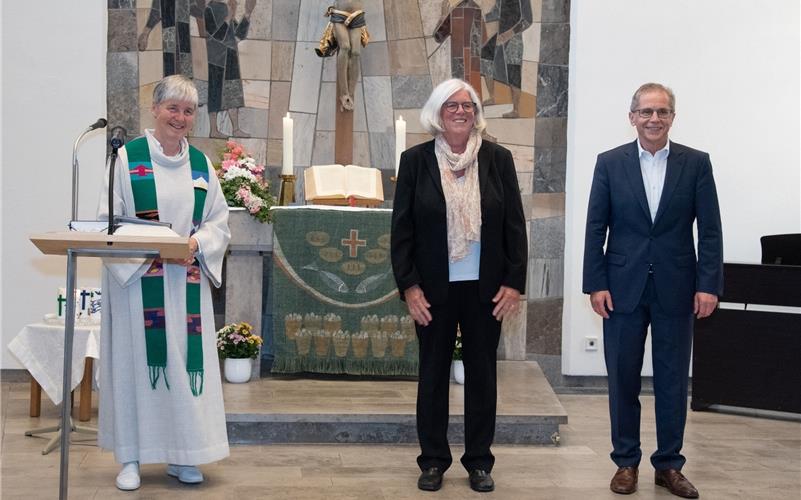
{"left": 97, "top": 131, "right": 231, "bottom": 465}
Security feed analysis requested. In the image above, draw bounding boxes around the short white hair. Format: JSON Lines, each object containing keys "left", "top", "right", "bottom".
{"left": 153, "top": 74, "right": 198, "bottom": 108}
{"left": 419, "top": 78, "right": 487, "bottom": 136}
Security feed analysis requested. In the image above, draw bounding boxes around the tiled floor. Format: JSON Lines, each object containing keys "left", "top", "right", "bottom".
{"left": 2, "top": 374, "right": 799, "bottom": 499}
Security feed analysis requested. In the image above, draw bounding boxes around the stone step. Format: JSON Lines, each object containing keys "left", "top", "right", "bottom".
{"left": 223, "top": 361, "right": 567, "bottom": 445}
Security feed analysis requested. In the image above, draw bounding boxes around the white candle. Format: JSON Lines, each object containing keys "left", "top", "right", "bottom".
{"left": 282, "top": 113, "right": 294, "bottom": 176}
{"left": 395, "top": 115, "right": 406, "bottom": 176}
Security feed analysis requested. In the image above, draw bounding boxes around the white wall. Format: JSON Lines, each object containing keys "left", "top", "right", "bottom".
{"left": 1, "top": 1, "right": 107, "bottom": 369}
{"left": 0, "top": 7, "right": 4, "bottom": 355}
{"left": 563, "top": 0, "right": 801, "bottom": 375}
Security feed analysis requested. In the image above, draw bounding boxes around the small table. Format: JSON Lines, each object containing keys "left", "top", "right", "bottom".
{"left": 8, "top": 323, "right": 100, "bottom": 421}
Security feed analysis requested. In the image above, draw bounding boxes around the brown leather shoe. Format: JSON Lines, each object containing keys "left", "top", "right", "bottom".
{"left": 655, "top": 469, "right": 699, "bottom": 498}
{"left": 610, "top": 466, "right": 638, "bottom": 494}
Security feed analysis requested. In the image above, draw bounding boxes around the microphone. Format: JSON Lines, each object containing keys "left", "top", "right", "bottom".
{"left": 88, "top": 118, "right": 108, "bottom": 131}
{"left": 109, "top": 126, "right": 126, "bottom": 150}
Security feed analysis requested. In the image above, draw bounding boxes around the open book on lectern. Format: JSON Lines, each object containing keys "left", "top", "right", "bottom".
{"left": 304, "top": 164, "right": 384, "bottom": 205}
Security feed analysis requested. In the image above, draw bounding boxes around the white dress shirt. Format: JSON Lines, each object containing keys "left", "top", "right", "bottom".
{"left": 638, "top": 139, "right": 670, "bottom": 222}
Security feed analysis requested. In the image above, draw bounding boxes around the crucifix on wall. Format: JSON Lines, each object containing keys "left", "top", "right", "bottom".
{"left": 315, "top": 1, "right": 370, "bottom": 165}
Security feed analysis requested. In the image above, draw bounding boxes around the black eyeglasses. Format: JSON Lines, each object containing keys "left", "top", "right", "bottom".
{"left": 443, "top": 101, "right": 476, "bottom": 113}
{"left": 633, "top": 108, "right": 673, "bottom": 119}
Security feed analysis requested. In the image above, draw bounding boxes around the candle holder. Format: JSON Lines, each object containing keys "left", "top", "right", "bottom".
{"left": 278, "top": 174, "right": 296, "bottom": 206}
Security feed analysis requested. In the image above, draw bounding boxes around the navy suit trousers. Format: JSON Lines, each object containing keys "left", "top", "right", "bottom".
{"left": 603, "top": 275, "right": 694, "bottom": 471}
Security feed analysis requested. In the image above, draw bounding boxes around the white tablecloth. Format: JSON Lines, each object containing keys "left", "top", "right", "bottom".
{"left": 8, "top": 323, "right": 100, "bottom": 405}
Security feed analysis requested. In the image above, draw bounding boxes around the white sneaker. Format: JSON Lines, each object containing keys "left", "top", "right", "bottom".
{"left": 115, "top": 461, "right": 140, "bottom": 491}
{"left": 166, "top": 464, "right": 204, "bottom": 484}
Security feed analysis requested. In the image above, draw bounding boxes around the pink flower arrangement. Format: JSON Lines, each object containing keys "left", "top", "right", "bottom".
{"left": 236, "top": 185, "right": 264, "bottom": 214}
{"left": 214, "top": 141, "right": 275, "bottom": 223}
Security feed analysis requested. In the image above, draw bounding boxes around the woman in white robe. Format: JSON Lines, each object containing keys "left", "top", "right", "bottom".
{"left": 97, "top": 75, "right": 231, "bottom": 490}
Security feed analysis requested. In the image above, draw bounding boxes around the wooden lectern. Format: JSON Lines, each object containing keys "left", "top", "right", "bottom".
{"left": 29, "top": 231, "right": 190, "bottom": 500}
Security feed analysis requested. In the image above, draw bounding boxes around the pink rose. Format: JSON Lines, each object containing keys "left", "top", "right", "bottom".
{"left": 221, "top": 159, "right": 237, "bottom": 171}
{"left": 226, "top": 141, "right": 237, "bottom": 149}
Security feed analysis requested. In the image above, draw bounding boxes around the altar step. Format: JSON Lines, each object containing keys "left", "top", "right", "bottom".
{"left": 223, "top": 361, "right": 567, "bottom": 445}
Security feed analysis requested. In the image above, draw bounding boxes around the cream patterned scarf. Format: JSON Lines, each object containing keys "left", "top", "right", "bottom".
{"left": 435, "top": 132, "right": 482, "bottom": 262}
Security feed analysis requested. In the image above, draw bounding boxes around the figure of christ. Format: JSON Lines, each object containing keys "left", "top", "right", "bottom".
{"left": 329, "top": 1, "right": 368, "bottom": 111}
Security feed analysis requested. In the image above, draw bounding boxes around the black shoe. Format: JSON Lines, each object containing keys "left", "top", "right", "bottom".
{"left": 417, "top": 467, "right": 443, "bottom": 491}
{"left": 469, "top": 469, "right": 495, "bottom": 492}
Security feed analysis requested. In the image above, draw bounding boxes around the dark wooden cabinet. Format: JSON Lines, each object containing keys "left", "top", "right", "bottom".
{"left": 691, "top": 263, "right": 801, "bottom": 414}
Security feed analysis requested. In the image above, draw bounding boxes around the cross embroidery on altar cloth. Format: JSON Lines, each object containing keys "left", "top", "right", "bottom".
{"left": 341, "top": 229, "right": 367, "bottom": 258}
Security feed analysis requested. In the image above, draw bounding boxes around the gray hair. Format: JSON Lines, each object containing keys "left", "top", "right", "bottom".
{"left": 153, "top": 75, "right": 199, "bottom": 108}
{"left": 419, "top": 78, "right": 487, "bottom": 135}
{"left": 630, "top": 82, "right": 676, "bottom": 112}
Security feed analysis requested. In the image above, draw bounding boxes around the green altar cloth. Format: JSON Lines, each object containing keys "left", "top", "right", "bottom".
{"left": 271, "top": 207, "right": 418, "bottom": 376}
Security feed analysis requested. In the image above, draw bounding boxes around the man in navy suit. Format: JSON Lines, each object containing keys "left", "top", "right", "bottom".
{"left": 583, "top": 83, "right": 723, "bottom": 498}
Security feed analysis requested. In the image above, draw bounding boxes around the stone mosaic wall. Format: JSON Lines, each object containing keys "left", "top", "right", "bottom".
{"left": 107, "top": 0, "right": 570, "bottom": 361}
{"left": 526, "top": 0, "right": 569, "bottom": 360}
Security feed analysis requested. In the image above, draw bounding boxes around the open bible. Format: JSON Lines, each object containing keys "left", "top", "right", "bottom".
{"left": 304, "top": 164, "right": 384, "bottom": 207}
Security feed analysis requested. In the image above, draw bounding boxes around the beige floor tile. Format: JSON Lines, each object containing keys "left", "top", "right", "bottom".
{"left": 3, "top": 380, "right": 800, "bottom": 499}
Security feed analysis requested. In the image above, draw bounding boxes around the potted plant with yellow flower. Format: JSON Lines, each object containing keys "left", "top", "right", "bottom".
{"left": 216, "top": 322, "right": 263, "bottom": 383}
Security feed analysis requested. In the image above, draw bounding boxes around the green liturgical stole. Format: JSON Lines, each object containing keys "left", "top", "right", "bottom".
{"left": 126, "top": 137, "right": 209, "bottom": 396}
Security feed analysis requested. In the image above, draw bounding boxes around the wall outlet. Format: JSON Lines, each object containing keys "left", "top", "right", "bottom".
{"left": 584, "top": 336, "right": 599, "bottom": 351}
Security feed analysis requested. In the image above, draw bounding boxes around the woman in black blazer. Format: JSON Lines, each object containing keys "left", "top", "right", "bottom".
{"left": 391, "top": 78, "right": 527, "bottom": 493}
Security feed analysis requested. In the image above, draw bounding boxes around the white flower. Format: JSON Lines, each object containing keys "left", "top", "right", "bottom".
{"left": 223, "top": 165, "right": 257, "bottom": 183}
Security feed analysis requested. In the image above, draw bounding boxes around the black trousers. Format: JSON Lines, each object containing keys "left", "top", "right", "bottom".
{"left": 415, "top": 280, "right": 502, "bottom": 473}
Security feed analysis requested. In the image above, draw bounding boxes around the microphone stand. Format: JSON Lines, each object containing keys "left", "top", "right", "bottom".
{"left": 106, "top": 126, "right": 126, "bottom": 235}
{"left": 71, "top": 120, "right": 106, "bottom": 222}
{"left": 70, "top": 130, "right": 89, "bottom": 222}
{"left": 107, "top": 146, "right": 120, "bottom": 236}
